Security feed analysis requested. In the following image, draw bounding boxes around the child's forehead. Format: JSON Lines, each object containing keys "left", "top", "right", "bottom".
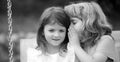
{"left": 48, "top": 20, "right": 63, "bottom": 26}
{"left": 46, "top": 23, "right": 66, "bottom": 29}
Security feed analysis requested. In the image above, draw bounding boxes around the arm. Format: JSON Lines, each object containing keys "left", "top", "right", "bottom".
{"left": 68, "top": 25, "right": 113, "bottom": 62}
{"left": 74, "top": 44, "right": 107, "bottom": 62}
{"left": 74, "top": 35, "right": 114, "bottom": 62}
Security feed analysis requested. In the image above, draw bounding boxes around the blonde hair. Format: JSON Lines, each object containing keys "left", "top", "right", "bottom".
{"left": 65, "top": 1, "right": 112, "bottom": 48}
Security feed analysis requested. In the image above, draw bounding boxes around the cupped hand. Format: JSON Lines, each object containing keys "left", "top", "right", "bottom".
{"left": 68, "top": 24, "right": 80, "bottom": 47}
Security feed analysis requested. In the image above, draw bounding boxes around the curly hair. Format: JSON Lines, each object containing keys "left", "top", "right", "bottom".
{"left": 65, "top": 1, "right": 112, "bottom": 49}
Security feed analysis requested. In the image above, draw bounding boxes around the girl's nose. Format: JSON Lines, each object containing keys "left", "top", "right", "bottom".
{"left": 54, "top": 32, "right": 60, "bottom": 37}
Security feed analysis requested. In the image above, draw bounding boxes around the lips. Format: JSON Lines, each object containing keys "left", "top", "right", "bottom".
{"left": 52, "top": 39, "right": 60, "bottom": 41}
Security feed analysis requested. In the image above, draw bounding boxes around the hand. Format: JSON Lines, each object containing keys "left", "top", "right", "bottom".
{"left": 68, "top": 24, "right": 80, "bottom": 47}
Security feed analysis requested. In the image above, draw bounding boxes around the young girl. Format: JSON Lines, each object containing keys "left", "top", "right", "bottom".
{"left": 27, "top": 7, "right": 75, "bottom": 62}
{"left": 65, "top": 1, "right": 119, "bottom": 62}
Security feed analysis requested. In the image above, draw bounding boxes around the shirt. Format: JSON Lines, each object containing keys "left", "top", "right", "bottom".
{"left": 27, "top": 43, "right": 75, "bottom": 62}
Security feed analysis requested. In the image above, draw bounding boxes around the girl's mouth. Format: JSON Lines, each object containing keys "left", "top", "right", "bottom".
{"left": 52, "top": 39, "right": 60, "bottom": 41}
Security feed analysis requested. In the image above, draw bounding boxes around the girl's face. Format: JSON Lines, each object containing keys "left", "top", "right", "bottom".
{"left": 71, "top": 17, "right": 83, "bottom": 32}
{"left": 43, "top": 23, "right": 66, "bottom": 47}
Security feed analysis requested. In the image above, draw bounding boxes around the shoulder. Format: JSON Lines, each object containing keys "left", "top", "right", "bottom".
{"left": 27, "top": 47, "right": 42, "bottom": 57}
{"left": 27, "top": 48, "right": 42, "bottom": 62}
{"left": 101, "top": 35, "right": 114, "bottom": 41}
{"left": 27, "top": 47, "right": 37, "bottom": 53}
{"left": 96, "top": 35, "right": 117, "bottom": 61}
{"left": 98, "top": 35, "right": 115, "bottom": 46}
{"left": 96, "top": 35, "right": 115, "bottom": 55}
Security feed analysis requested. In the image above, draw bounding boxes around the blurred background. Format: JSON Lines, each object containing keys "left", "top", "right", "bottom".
{"left": 0, "top": 0, "right": 120, "bottom": 62}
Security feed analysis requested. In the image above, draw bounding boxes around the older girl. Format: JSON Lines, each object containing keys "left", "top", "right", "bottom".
{"left": 65, "top": 1, "right": 119, "bottom": 62}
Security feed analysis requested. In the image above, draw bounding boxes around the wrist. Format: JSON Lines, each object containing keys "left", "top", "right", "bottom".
{"left": 73, "top": 44, "right": 80, "bottom": 49}
{"left": 74, "top": 44, "right": 84, "bottom": 52}
{"left": 73, "top": 42, "right": 80, "bottom": 47}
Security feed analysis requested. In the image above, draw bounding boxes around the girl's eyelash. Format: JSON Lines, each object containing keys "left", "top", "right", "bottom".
{"left": 49, "top": 29, "right": 54, "bottom": 32}
{"left": 49, "top": 29, "right": 65, "bottom": 32}
{"left": 60, "top": 30, "right": 65, "bottom": 32}
{"left": 72, "top": 20, "right": 77, "bottom": 24}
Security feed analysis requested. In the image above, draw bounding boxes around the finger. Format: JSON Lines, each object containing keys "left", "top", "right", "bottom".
{"left": 70, "top": 26, "right": 75, "bottom": 33}
{"left": 71, "top": 25, "right": 77, "bottom": 33}
{"left": 68, "top": 32, "right": 70, "bottom": 39}
{"left": 69, "top": 27, "right": 74, "bottom": 36}
{"left": 68, "top": 28, "right": 73, "bottom": 36}
{"left": 68, "top": 32, "right": 71, "bottom": 39}
{"left": 70, "top": 25, "right": 76, "bottom": 32}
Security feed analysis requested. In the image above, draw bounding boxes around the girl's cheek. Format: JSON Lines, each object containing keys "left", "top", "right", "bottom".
{"left": 74, "top": 25, "right": 79, "bottom": 32}
{"left": 74, "top": 22, "right": 83, "bottom": 32}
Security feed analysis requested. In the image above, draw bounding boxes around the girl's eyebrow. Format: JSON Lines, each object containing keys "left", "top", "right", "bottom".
{"left": 60, "top": 28, "right": 66, "bottom": 30}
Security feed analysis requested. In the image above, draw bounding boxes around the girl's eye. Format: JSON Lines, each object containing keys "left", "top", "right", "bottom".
{"left": 72, "top": 20, "right": 77, "bottom": 25}
{"left": 71, "top": 18, "right": 77, "bottom": 25}
{"left": 49, "top": 29, "right": 54, "bottom": 32}
{"left": 71, "top": 17, "right": 82, "bottom": 25}
{"left": 59, "top": 30, "right": 65, "bottom": 33}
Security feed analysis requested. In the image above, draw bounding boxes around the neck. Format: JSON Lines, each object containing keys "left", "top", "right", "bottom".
{"left": 46, "top": 44, "right": 60, "bottom": 54}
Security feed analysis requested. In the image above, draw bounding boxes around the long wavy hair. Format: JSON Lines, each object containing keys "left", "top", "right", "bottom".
{"left": 37, "top": 7, "right": 70, "bottom": 55}
{"left": 65, "top": 1, "right": 112, "bottom": 49}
